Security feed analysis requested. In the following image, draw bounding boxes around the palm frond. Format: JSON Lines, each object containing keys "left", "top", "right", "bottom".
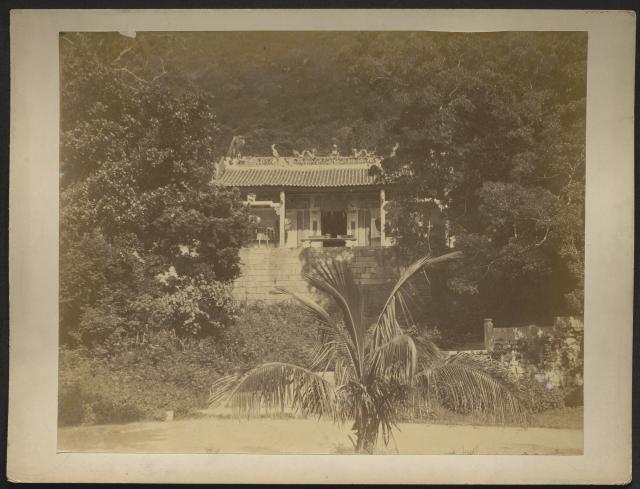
{"left": 275, "top": 286, "right": 342, "bottom": 349}
{"left": 333, "top": 356, "right": 353, "bottom": 388}
{"left": 380, "top": 251, "right": 463, "bottom": 319}
{"left": 413, "top": 334, "right": 445, "bottom": 369}
{"left": 308, "top": 340, "right": 338, "bottom": 372}
{"left": 274, "top": 286, "right": 333, "bottom": 328}
{"left": 374, "top": 251, "right": 462, "bottom": 346}
{"left": 304, "top": 260, "right": 367, "bottom": 378}
{"left": 368, "top": 334, "right": 418, "bottom": 383}
{"left": 209, "top": 362, "right": 338, "bottom": 420}
{"left": 308, "top": 327, "right": 359, "bottom": 386}
{"left": 415, "top": 353, "right": 529, "bottom": 424}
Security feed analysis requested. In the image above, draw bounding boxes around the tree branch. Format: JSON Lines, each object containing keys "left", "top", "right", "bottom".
{"left": 113, "top": 67, "right": 149, "bottom": 85}
{"left": 151, "top": 56, "right": 167, "bottom": 82}
{"left": 112, "top": 46, "right": 134, "bottom": 65}
{"left": 534, "top": 225, "right": 551, "bottom": 247}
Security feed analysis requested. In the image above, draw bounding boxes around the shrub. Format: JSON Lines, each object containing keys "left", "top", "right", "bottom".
{"left": 59, "top": 348, "right": 149, "bottom": 426}
{"left": 564, "top": 386, "right": 583, "bottom": 407}
{"left": 221, "top": 301, "right": 319, "bottom": 370}
{"left": 134, "top": 273, "right": 239, "bottom": 337}
{"left": 58, "top": 348, "right": 95, "bottom": 426}
{"left": 89, "top": 398, "right": 146, "bottom": 425}
{"left": 58, "top": 333, "right": 230, "bottom": 426}
{"left": 58, "top": 301, "right": 322, "bottom": 426}
{"left": 520, "top": 377, "right": 565, "bottom": 413}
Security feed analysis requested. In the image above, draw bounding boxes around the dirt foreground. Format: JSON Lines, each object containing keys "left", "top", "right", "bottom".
{"left": 58, "top": 416, "right": 583, "bottom": 454}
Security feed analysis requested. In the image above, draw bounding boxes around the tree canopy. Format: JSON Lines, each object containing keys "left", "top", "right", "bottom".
{"left": 60, "top": 32, "right": 251, "bottom": 347}
{"left": 356, "top": 32, "right": 586, "bottom": 330}
{"left": 60, "top": 31, "right": 586, "bottom": 343}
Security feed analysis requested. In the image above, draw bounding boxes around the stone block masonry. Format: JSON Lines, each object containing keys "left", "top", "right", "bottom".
{"left": 233, "top": 247, "right": 402, "bottom": 307}
{"left": 483, "top": 316, "right": 584, "bottom": 389}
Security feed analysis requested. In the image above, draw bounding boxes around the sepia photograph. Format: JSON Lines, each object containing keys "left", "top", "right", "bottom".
{"left": 7, "top": 7, "right": 635, "bottom": 484}
{"left": 56, "top": 29, "right": 587, "bottom": 455}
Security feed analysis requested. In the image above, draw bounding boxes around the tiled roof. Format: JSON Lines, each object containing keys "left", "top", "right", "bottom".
{"left": 217, "top": 156, "right": 380, "bottom": 188}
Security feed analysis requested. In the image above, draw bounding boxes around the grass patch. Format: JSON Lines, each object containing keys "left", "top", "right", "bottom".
{"left": 529, "top": 406, "right": 583, "bottom": 429}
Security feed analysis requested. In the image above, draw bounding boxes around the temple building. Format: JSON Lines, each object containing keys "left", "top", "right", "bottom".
{"left": 215, "top": 142, "right": 453, "bottom": 304}
{"left": 216, "top": 149, "right": 394, "bottom": 249}
{"left": 214, "top": 142, "right": 405, "bottom": 303}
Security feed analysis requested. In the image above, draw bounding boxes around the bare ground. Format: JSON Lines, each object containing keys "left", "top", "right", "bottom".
{"left": 58, "top": 415, "right": 583, "bottom": 454}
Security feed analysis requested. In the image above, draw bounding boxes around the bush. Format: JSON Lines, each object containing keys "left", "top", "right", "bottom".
{"left": 221, "top": 301, "right": 319, "bottom": 370}
{"left": 58, "top": 301, "right": 322, "bottom": 426}
{"left": 133, "top": 273, "right": 239, "bottom": 338}
{"left": 88, "top": 398, "right": 146, "bottom": 425}
{"left": 58, "top": 333, "right": 230, "bottom": 426}
{"left": 58, "top": 348, "right": 95, "bottom": 426}
{"left": 564, "top": 386, "right": 583, "bottom": 407}
{"left": 520, "top": 377, "right": 565, "bottom": 413}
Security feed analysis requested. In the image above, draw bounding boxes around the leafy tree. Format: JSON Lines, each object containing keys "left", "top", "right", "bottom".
{"left": 65, "top": 32, "right": 403, "bottom": 157}
{"left": 355, "top": 32, "right": 587, "bottom": 331}
{"left": 209, "top": 253, "right": 527, "bottom": 453}
{"left": 60, "top": 33, "right": 250, "bottom": 346}
{"left": 101, "top": 31, "right": 586, "bottom": 333}
{"left": 59, "top": 30, "right": 586, "bottom": 344}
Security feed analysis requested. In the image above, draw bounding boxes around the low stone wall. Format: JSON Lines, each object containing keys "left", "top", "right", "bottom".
{"left": 233, "top": 247, "right": 401, "bottom": 306}
{"left": 484, "top": 317, "right": 584, "bottom": 389}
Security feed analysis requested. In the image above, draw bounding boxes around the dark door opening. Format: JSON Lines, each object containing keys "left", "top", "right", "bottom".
{"left": 321, "top": 210, "right": 347, "bottom": 247}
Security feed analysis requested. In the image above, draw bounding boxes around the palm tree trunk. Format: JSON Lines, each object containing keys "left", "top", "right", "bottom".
{"left": 354, "top": 415, "right": 380, "bottom": 454}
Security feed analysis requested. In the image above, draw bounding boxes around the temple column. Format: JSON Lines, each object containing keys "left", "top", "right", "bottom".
{"left": 279, "top": 190, "right": 286, "bottom": 248}
{"left": 379, "top": 188, "right": 386, "bottom": 247}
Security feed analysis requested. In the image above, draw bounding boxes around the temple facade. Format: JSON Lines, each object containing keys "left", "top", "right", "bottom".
{"left": 216, "top": 147, "right": 401, "bottom": 303}
{"left": 216, "top": 152, "right": 393, "bottom": 249}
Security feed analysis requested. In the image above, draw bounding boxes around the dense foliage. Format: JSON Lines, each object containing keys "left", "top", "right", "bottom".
{"left": 58, "top": 32, "right": 585, "bottom": 426}
{"left": 59, "top": 302, "right": 319, "bottom": 425}
{"left": 356, "top": 33, "right": 586, "bottom": 331}
{"left": 60, "top": 33, "right": 251, "bottom": 346}
{"left": 62, "top": 32, "right": 585, "bottom": 336}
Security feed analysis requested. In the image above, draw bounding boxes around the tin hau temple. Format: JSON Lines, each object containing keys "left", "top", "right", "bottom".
{"left": 216, "top": 139, "right": 404, "bottom": 303}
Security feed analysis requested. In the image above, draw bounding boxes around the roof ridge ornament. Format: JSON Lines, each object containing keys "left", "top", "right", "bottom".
{"left": 352, "top": 148, "right": 375, "bottom": 158}
{"left": 227, "top": 135, "right": 245, "bottom": 158}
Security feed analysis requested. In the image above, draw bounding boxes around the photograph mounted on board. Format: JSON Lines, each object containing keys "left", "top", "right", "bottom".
{"left": 58, "top": 30, "right": 586, "bottom": 455}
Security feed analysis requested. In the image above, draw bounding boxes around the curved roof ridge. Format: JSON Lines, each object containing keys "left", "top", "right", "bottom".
{"left": 225, "top": 163, "right": 375, "bottom": 170}
{"left": 222, "top": 155, "right": 381, "bottom": 167}
{"left": 217, "top": 164, "right": 380, "bottom": 188}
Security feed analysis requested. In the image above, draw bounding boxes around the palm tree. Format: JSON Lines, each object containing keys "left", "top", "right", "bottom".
{"left": 209, "top": 251, "right": 528, "bottom": 453}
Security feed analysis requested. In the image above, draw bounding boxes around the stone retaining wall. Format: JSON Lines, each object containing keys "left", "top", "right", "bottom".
{"left": 233, "top": 247, "right": 401, "bottom": 306}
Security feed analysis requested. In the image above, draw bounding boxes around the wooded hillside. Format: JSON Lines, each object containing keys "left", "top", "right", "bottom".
{"left": 61, "top": 31, "right": 586, "bottom": 338}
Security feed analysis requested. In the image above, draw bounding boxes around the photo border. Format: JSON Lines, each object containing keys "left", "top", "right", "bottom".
{"left": 8, "top": 8, "right": 635, "bottom": 484}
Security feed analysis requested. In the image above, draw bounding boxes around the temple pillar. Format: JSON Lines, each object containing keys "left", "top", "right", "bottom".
{"left": 279, "top": 190, "right": 286, "bottom": 248}
{"left": 379, "top": 188, "right": 386, "bottom": 247}
{"left": 483, "top": 318, "right": 495, "bottom": 352}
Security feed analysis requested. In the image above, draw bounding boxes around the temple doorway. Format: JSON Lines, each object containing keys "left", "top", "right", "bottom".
{"left": 321, "top": 210, "right": 347, "bottom": 246}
